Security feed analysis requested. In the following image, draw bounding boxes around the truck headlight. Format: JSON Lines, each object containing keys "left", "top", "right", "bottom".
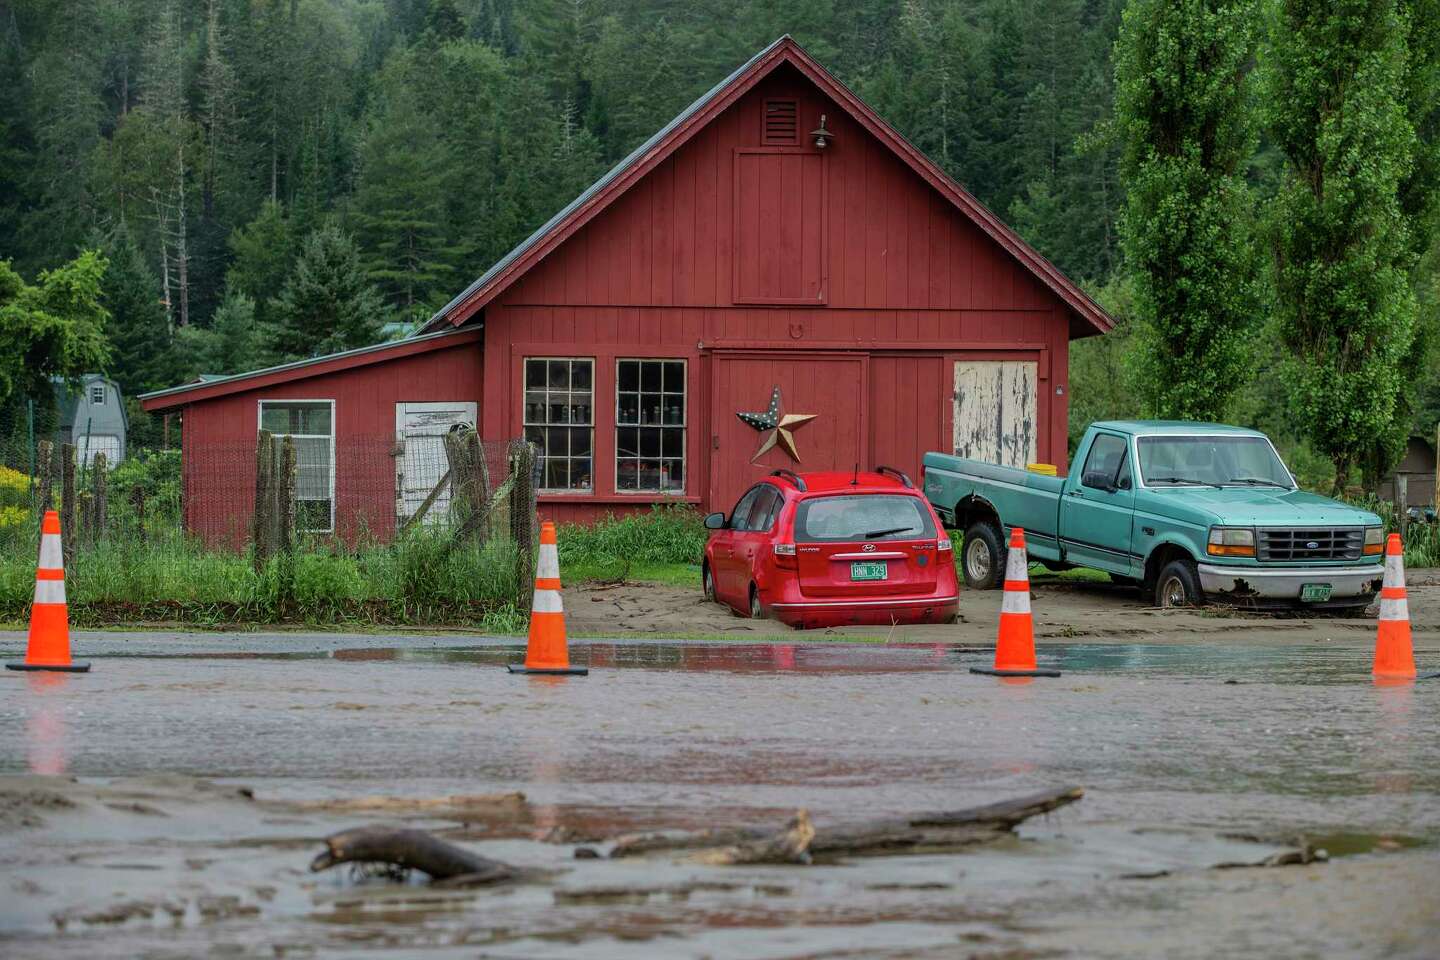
{"left": 1207, "top": 526, "right": 1255, "bottom": 557}
{"left": 1363, "top": 526, "right": 1384, "bottom": 555}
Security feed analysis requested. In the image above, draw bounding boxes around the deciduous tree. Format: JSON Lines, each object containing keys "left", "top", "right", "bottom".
{"left": 1262, "top": 0, "right": 1418, "bottom": 490}
{"left": 1115, "top": 0, "right": 1258, "bottom": 421}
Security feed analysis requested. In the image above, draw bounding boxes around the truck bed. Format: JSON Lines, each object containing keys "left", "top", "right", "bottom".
{"left": 921, "top": 452, "right": 1065, "bottom": 550}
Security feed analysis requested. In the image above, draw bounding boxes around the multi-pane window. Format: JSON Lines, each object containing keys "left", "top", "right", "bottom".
{"left": 259, "top": 400, "right": 334, "bottom": 533}
{"left": 616, "top": 359, "right": 685, "bottom": 493}
{"left": 89, "top": 384, "right": 106, "bottom": 405}
{"left": 523, "top": 358, "right": 594, "bottom": 491}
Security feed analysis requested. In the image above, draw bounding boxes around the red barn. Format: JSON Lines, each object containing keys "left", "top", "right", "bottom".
{"left": 142, "top": 36, "right": 1111, "bottom": 543}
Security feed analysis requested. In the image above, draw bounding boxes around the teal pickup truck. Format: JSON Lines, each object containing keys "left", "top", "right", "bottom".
{"left": 922, "top": 421, "right": 1385, "bottom": 610}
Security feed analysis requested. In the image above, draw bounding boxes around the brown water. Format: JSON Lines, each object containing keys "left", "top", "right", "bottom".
{"left": 2, "top": 637, "right": 1437, "bottom": 958}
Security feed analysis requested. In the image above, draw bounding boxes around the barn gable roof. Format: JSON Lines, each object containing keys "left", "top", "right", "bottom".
{"left": 425, "top": 35, "right": 1113, "bottom": 336}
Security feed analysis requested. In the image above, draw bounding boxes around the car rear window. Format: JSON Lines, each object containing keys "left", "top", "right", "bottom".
{"left": 795, "top": 495, "right": 936, "bottom": 543}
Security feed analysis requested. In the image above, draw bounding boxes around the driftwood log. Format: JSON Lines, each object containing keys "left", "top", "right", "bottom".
{"left": 311, "top": 826, "right": 517, "bottom": 886}
{"left": 685, "top": 810, "right": 815, "bottom": 865}
{"left": 608, "top": 785, "right": 1083, "bottom": 861}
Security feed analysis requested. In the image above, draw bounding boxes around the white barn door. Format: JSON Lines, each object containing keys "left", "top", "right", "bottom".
{"left": 952, "top": 361, "right": 1038, "bottom": 468}
{"left": 395, "top": 401, "right": 478, "bottom": 525}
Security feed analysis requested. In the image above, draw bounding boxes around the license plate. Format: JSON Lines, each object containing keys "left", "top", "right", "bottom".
{"left": 851, "top": 561, "right": 888, "bottom": 581}
{"left": 1300, "top": 583, "right": 1332, "bottom": 602}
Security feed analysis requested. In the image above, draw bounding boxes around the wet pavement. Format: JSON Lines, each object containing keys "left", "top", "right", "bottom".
{"left": 2, "top": 634, "right": 1438, "bottom": 958}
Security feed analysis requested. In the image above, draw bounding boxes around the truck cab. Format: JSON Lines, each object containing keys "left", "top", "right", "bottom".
{"left": 922, "top": 421, "right": 1386, "bottom": 610}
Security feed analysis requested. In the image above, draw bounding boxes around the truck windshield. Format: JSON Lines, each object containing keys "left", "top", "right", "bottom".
{"left": 1138, "top": 436, "right": 1293, "bottom": 489}
{"left": 795, "top": 495, "right": 937, "bottom": 542}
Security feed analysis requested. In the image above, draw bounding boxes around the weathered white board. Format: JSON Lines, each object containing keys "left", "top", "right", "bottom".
{"left": 952, "top": 361, "right": 1037, "bottom": 468}
{"left": 395, "top": 401, "right": 478, "bottom": 525}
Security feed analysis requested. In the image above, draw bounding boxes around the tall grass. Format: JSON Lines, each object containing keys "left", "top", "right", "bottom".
{"left": 1343, "top": 493, "right": 1440, "bottom": 568}
{"left": 555, "top": 504, "right": 707, "bottom": 579}
{"left": 0, "top": 527, "right": 528, "bottom": 630}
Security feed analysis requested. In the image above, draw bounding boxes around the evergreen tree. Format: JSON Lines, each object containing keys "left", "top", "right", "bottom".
{"left": 269, "top": 225, "right": 385, "bottom": 359}
{"left": 91, "top": 225, "right": 180, "bottom": 396}
{"left": 1263, "top": 0, "right": 1418, "bottom": 489}
{"left": 225, "top": 199, "right": 294, "bottom": 326}
{"left": 175, "top": 289, "right": 271, "bottom": 377}
{"left": 424, "top": 0, "right": 466, "bottom": 42}
{"left": 1115, "top": 0, "right": 1258, "bottom": 421}
{"left": 351, "top": 83, "right": 465, "bottom": 310}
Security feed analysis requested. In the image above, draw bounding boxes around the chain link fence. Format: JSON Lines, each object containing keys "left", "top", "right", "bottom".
{"left": 0, "top": 415, "right": 539, "bottom": 626}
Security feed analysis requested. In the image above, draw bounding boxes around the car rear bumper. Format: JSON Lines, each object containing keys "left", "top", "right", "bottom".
{"left": 769, "top": 594, "right": 959, "bottom": 628}
{"left": 1197, "top": 562, "right": 1383, "bottom": 601}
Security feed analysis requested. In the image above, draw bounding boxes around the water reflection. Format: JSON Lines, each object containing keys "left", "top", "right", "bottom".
{"left": 25, "top": 672, "right": 70, "bottom": 775}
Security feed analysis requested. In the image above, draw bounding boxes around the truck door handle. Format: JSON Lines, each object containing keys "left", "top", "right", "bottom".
{"left": 1068, "top": 490, "right": 1084, "bottom": 497}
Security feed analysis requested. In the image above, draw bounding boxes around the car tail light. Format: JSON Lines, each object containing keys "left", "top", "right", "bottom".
{"left": 936, "top": 537, "right": 953, "bottom": 552}
{"left": 773, "top": 542, "right": 797, "bottom": 568}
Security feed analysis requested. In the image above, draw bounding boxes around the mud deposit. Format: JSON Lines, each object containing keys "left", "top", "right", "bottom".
{"left": 2, "top": 633, "right": 1438, "bottom": 959}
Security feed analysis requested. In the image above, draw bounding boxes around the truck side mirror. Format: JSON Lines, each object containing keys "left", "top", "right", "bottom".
{"left": 704, "top": 512, "right": 728, "bottom": 530}
{"left": 1117, "top": 475, "right": 1132, "bottom": 491}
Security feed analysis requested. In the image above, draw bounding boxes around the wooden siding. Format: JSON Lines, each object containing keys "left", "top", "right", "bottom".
{"left": 179, "top": 341, "right": 484, "bottom": 546}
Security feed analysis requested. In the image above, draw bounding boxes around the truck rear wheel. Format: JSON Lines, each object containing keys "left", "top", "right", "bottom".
{"left": 1154, "top": 558, "right": 1201, "bottom": 608}
{"left": 961, "top": 521, "right": 1005, "bottom": 590}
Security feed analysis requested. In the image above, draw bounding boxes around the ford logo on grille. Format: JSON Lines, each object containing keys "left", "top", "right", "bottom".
{"left": 1306, "top": 541, "right": 1320, "bottom": 549}
{"left": 862, "top": 543, "right": 876, "bottom": 552}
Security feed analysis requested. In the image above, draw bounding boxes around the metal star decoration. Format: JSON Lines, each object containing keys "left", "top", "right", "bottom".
{"left": 736, "top": 386, "right": 817, "bottom": 463}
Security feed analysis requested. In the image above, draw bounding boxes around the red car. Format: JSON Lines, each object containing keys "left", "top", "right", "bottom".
{"left": 702, "top": 468, "right": 959, "bottom": 629}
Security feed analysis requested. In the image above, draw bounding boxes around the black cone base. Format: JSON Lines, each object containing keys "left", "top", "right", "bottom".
{"left": 970, "top": 666, "right": 1060, "bottom": 678}
{"left": 1419, "top": 671, "right": 1440, "bottom": 680}
{"left": 507, "top": 664, "right": 588, "bottom": 675}
{"left": 7, "top": 661, "right": 91, "bottom": 673}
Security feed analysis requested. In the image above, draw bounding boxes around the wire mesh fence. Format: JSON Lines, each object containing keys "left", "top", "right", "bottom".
{"left": 0, "top": 418, "right": 539, "bottom": 627}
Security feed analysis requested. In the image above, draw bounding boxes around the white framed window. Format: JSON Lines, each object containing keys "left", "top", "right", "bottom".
{"left": 523, "top": 358, "right": 593, "bottom": 492}
{"left": 89, "top": 384, "right": 106, "bottom": 405}
{"left": 77, "top": 434, "right": 121, "bottom": 468}
{"left": 616, "top": 359, "right": 685, "bottom": 493}
{"left": 258, "top": 399, "right": 335, "bottom": 533}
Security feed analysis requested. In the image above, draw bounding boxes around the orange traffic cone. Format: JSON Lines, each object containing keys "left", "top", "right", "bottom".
{"left": 6, "top": 511, "right": 89, "bottom": 674}
{"left": 1374, "top": 533, "right": 1421, "bottom": 681}
{"left": 508, "top": 521, "right": 587, "bottom": 675}
{"left": 971, "top": 527, "right": 1059, "bottom": 678}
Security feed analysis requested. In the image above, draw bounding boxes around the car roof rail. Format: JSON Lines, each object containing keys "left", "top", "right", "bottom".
{"left": 874, "top": 465, "right": 914, "bottom": 488}
{"left": 769, "top": 469, "right": 807, "bottom": 492}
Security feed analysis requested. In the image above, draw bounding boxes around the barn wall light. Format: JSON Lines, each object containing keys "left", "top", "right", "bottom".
{"left": 810, "top": 114, "right": 833, "bottom": 150}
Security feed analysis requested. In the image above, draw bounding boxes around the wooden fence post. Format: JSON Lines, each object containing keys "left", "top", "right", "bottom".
{"left": 253, "top": 430, "right": 274, "bottom": 573}
{"left": 509, "top": 440, "right": 536, "bottom": 598}
{"left": 277, "top": 435, "right": 297, "bottom": 613}
{"left": 131, "top": 484, "right": 147, "bottom": 545}
{"left": 1397, "top": 474, "right": 1409, "bottom": 540}
{"left": 92, "top": 452, "right": 108, "bottom": 542}
{"left": 60, "top": 443, "right": 76, "bottom": 564}
{"left": 35, "top": 440, "right": 54, "bottom": 515}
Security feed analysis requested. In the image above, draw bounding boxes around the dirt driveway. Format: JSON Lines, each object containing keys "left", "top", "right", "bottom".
{"left": 565, "top": 570, "right": 1440, "bottom": 649}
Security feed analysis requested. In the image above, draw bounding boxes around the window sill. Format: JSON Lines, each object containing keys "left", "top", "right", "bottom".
{"left": 537, "top": 493, "right": 701, "bottom": 505}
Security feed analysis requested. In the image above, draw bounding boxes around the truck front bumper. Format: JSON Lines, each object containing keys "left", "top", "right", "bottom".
{"left": 1197, "top": 562, "right": 1384, "bottom": 602}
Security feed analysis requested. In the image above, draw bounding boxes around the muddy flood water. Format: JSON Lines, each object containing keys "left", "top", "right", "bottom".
{"left": 2, "top": 632, "right": 1438, "bottom": 959}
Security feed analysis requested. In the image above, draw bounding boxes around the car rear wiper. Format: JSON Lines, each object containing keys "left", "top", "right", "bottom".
{"left": 1147, "top": 476, "right": 1222, "bottom": 488}
{"left": 862, "top": 526, "right": 915, "bottom": 539}
{"left": 1228, "top": 477, "right": 1291, "bottom": 489}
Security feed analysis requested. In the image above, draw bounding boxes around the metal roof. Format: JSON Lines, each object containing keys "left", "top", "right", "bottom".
{"left": 422, "top": 35, "right": 790, "bottom": 332}
{"left": 138, "top": 326, "right": 476, "bottom": 404}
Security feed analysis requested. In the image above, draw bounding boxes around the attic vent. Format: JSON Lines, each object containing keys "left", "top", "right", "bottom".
{"left": 763, "top": 99, "right": 798, "bottom": 145}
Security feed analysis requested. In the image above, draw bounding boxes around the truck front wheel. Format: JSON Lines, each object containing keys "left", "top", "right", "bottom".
{"left": 961, "top": 521, "right": 1005, "bottom": 590}
{"left": 1153, "top": 558, "right": 1201, "bottom": 608}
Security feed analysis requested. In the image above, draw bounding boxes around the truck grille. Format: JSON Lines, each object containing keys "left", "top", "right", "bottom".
{"left": 1257, "top": 528, "right": 1363, "bottom": 562}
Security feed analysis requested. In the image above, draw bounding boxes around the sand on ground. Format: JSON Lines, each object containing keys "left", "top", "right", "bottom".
{"left": 564, "top": 572, "right": 1440, "bottom": 648}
